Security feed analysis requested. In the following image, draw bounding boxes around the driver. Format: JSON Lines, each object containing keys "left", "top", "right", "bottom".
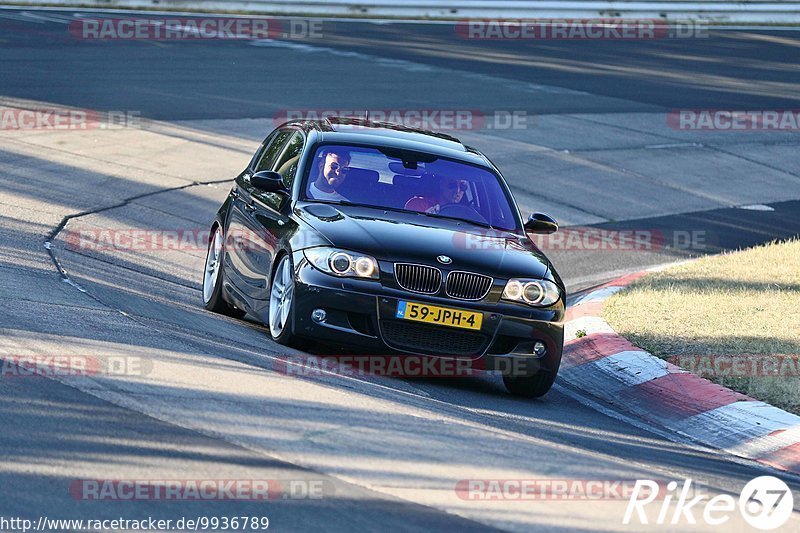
{"left": 405, "top": 176, "right": 468, "bottom": 214}
{"left": 309, "top": 149, "right": 351, "bottom": 201}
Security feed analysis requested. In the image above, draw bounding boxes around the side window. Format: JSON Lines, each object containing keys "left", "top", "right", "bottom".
{"left": 272, "top": 131, "right": 304, "bottom": 188}
{"left": 248, "top": 131, "right": 276, "bottom": 171}
{"left": 254, "top": 129, "right": 293, "bottom": 173}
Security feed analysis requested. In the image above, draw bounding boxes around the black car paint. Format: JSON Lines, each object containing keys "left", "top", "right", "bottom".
{"left": 209, "top": 119, "right": 565, "bottom": 389}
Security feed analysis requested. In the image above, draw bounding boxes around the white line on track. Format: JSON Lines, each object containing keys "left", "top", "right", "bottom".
{"left": 18, "top": 10, "right": 74, "bottom": 23}
{"left": 0, "top": 10, "right": 45, "bottom": 21}
{"left": 247, "top": 37, "right": 590, "bottom": 95}
{"left": 2, "top": 5, "right": 800, "bottom": 30}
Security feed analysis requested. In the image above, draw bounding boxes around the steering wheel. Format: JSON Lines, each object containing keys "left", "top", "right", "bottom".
{"left": 437, "top": 203, "right": 489, "bottom": 225}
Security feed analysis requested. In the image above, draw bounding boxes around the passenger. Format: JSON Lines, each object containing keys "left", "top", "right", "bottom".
{"left": 405, "top": 176, "right": 468, "bottom": 214}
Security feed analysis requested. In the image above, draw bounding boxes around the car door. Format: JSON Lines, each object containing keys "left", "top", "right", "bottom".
{"left": 246, "top": 129, "right": 306, "bottom": 302}
{"left": 225, "top": 128, "right": 294, "bottom": 300}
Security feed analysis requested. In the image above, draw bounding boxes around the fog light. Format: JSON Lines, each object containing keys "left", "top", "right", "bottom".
{"left": 533, "top": 341, "right": 546, "bottom": 357}
{"left": 311, "top": 309, "right": 326, "bottom": 323}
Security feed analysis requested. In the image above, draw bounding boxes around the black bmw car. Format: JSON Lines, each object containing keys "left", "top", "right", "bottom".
{"left": 202, "top": 117, "right": 565, "bottom": 397}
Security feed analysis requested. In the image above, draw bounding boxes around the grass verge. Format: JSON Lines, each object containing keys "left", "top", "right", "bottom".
{"left": 603, "top": 238, "right": 800, "bottom": 414}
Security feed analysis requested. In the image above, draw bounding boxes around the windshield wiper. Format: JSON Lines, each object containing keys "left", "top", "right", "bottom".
{"left": 305, "top": 199, "right": 500, "bottom": 231}
{"left": 418, "top": 211, "right": 496, "bottom": 230}
{"left": 306, "top": 200, "right": 419, "bottom": 217}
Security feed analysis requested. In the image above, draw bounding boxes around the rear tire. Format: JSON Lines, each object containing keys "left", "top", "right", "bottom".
{"left": 503, "top": 370, "right": 557, "bottom": 398}
{"left": 202, "top": 225, "right": 246, "bottom": 319}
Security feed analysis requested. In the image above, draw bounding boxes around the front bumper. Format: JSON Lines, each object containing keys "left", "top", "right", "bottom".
{"left": 291, "top": 253, "right": 564, "bottom": 377}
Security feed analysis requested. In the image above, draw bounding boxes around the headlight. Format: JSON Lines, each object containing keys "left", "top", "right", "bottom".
{"left": 303, "top": 247, "right": 379, "bottom": 279}
{"left": 502, "top": 279, "right": 560, "bottom": 306}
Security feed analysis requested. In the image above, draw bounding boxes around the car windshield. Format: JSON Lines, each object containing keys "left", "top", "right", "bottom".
{"left": 302, "top": 144, "right": 520, "bottom": 231}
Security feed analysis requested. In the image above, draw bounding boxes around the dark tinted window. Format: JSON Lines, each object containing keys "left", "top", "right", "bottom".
{"left": 273, "top": 131, "right": 304, "bottom": 187}
{"left": 254, "top": 129, "right": 293, "bottom": 173}
{"left": 248, "top": 131, "right": 276, "bottom": 171}
{"left": 303, "top": 144, "right": 520, "bottom": 231}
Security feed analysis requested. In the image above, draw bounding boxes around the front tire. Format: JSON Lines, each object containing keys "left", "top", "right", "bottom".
{"left": 268, "top": 254, "right": 301, "bottom": 346}
{"left": 202, "top": 225, "right": 245, "bottom": 319}
{"left": 503, "top": 370, "right": 557, "bottom": 398}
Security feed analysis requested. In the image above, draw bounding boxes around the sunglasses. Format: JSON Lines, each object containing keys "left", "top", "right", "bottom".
{"left": 446, "top": 181, "right": 469, "bottom": 192}
{"left": 329, "top": 162, "right": 349, "bottom": 173}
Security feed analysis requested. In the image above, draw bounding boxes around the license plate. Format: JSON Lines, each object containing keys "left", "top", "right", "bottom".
{"left": 395, "top": 300, "right": 483, "bottom": 330}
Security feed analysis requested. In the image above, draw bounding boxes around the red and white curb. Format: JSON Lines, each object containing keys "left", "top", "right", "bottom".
{"left": 561, "top": 270, "right": 800, "bottom": 475}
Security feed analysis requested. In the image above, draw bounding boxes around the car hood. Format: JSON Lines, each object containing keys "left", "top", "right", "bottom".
{"left": 295, "top": 202, "right": 552, "bottom": 280}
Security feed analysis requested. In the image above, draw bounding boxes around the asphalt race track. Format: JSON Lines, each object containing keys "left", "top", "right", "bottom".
{"left": 1, "top": 7, "right": 800, "bottom": 532}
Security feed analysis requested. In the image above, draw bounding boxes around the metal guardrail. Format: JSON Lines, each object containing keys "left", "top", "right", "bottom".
{"left": 14, "top": 0, "right": 800, "bottom": 22}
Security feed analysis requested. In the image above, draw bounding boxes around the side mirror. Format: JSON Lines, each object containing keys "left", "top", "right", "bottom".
{"left": 251, "top": 171, "right": 288, "bottom": 194}
{"left": 524, "top": 213, "right": 558, "bottom": 234}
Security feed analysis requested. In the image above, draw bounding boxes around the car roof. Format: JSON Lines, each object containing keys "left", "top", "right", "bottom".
{"left": 285, "top": 117, "right": 492, "bottom": 167}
